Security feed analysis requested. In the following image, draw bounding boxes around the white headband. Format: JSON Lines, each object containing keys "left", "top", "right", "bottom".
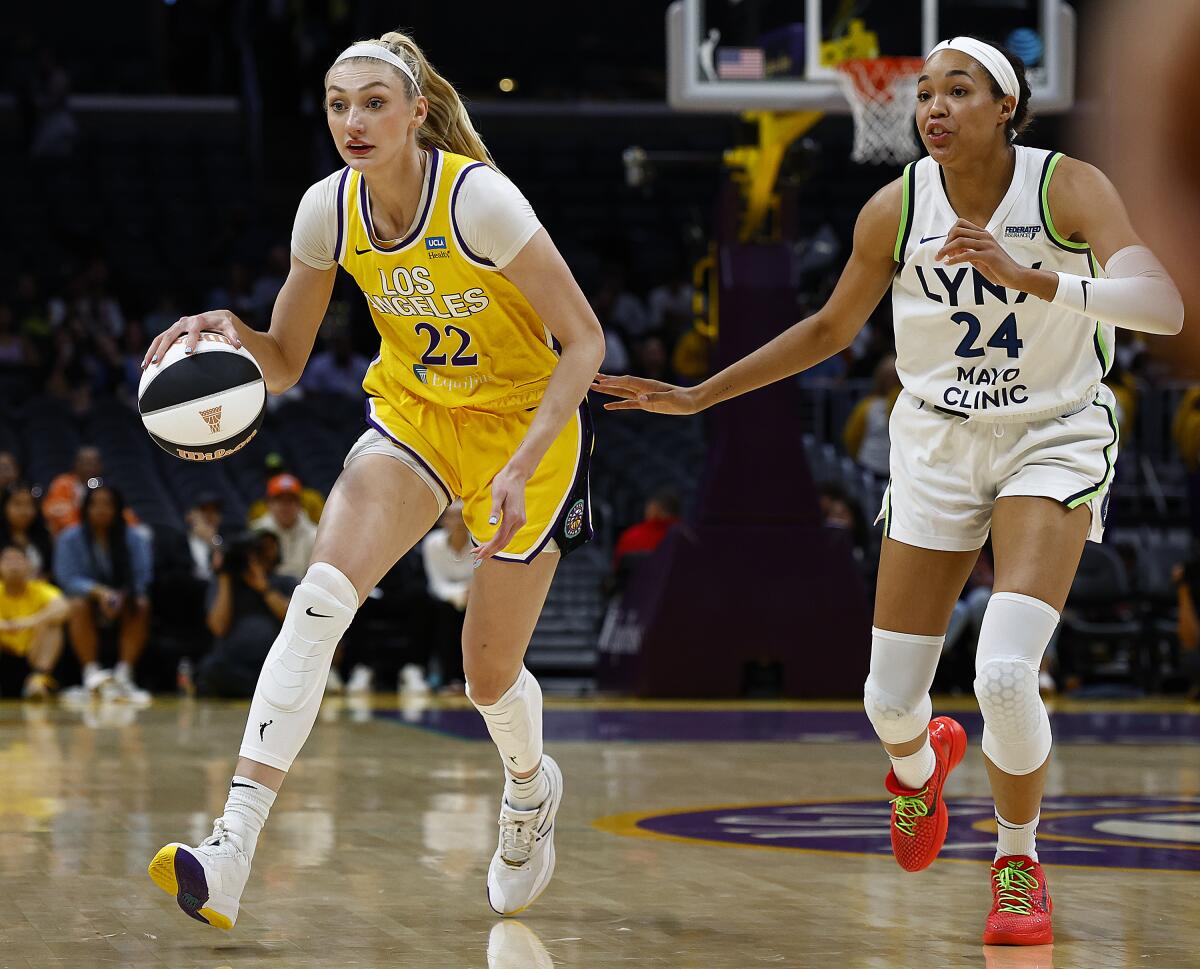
{"left": 333, "top": 43, "right": 420, "bottom": 92}
{"left": 928, "top": 37, "right": 1019, "bottom": 101}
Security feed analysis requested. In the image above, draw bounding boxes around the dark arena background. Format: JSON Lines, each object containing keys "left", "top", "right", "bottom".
{"left": 0, "top": 2, "right": 1197, "bottom": 967}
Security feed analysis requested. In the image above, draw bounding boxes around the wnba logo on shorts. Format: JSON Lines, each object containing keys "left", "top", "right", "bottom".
{"left": 564, "top": 499, "right": 586, "bottom": 540}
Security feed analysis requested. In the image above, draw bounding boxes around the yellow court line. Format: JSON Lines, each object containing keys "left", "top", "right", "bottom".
{"left": 592, "top": 795, "right": 1200, "bottom": 876}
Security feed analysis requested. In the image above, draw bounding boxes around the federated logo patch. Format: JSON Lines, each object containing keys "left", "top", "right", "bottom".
{"left": 413, "top": 364, "right": 429, "bottom": 384}
{"left": 564, "top": 498, "right": 586, "bottom": 540}
{"left": 1004, "top": 225, "right": 1042, "bottom": 241}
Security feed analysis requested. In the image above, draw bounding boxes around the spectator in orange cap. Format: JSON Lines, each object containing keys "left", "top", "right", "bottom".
{"left": 250, "top": 474, "right": 317, "bottom": 580}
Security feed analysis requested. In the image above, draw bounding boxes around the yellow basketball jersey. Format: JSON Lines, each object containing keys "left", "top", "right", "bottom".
{"left": 335, "top": 149, "right": 559, "bottom": 412}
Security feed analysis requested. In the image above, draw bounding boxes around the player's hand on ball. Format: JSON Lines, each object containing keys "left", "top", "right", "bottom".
{"left": 935, "top": 219, "right": 1029, "bottom": 289}
{"left": 141, "top": 309, "right": 244, "bottom": 370}
{"left": 591, "top": 374, "right": 703, "bottom": 415}
{"left": 474, "top": 464, "right": 529, "bottom": 562}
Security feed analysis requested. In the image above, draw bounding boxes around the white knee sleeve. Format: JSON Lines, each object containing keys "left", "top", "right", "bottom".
{"left": 468, "top": 666, "right": 543, "bottom": 774}
{"left": 239, "top": 562, "right": 359, "bottom": 771}
{"left": 863, "top": 627, "right": 944, "bottom": 744}
{"left": 974, "top": 592, "right": 1059, "bottom": 776}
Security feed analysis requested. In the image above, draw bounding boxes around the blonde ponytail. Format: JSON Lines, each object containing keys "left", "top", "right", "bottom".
{"left": 335, "top": 30, "right": 495, "bottom": 167}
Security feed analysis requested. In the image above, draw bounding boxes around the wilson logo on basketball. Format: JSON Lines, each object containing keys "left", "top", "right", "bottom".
{"left": 199, "top": 405, "right": 223, "bottom": 434}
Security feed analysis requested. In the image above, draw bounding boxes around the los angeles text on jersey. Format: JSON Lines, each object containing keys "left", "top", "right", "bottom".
{"left": 365, "top": 266, "right": 491, "bottom": 320}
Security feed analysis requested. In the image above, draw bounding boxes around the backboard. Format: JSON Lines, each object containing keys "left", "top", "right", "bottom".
{"left": 667, "top": 0, "right": 1075, "bottom": 114}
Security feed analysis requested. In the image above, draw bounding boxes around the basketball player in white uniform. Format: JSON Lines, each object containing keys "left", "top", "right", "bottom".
{"left": 595, "top": 38, "right": 1182, "bottom": 945}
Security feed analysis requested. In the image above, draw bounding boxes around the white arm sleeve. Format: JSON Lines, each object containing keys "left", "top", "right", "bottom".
{"left": 290, "top": 171, "right": 342, "bottom": 271}
{"left": 1051, "top": 245, "right": 1184, "bottom": 335}
{"left": 455, "top": 166, "right": 542, "bottom": 269}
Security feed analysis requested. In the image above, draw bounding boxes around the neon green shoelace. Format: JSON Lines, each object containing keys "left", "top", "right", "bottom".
{"left": 993, "top": 861, "right": 1040, "bottom": 914}
{"left": 889, "top": 789, "right": 930, "bottom": 837}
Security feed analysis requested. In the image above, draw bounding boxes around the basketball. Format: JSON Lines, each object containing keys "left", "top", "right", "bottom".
{"left": 137, "top": 332, "right": 266, "bottom": 461}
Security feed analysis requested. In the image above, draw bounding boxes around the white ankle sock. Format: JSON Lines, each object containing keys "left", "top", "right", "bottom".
{"left": 996, "top": 811, "right": 1039, "bottom": 862}
{"left": 220, "top": 776, "right": 277, "bottom": 860}
{"left": 505, "top": 764, "right": 550, "bottom": 810}
{"left": 114, "top": 661, "right": 132, "bottom": 683}
{"left": 890, "top": 738, "right": 936, "bottom": 790}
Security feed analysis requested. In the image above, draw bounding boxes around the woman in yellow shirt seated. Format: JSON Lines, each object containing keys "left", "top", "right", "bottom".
{"left": 0, "top": 545, "right": 69, "bottom": 698}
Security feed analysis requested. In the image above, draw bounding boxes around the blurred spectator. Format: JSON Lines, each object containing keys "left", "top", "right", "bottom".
{"left": 0, "top": 303, "right": 39, "bottom": 404}
{"left": 942, "top": 547, "right": 996, "bottom": 690}
{"left": 1, "top": 485, "right": 55, "bottom": 579}
{"left": 1174, "top": 560, "right": 1200, "bottom": 701}
{"left": 647, "top": 268, "right": 693, "bottom": 339}
{"left": 418, "top": 501, "right": 473, "bottom": 693}
{"left": 199, "top": 531, "right": 296, "bottom": 698}
{"left": 250, "top": 244, "right": 290, "bottom": 322}
{"left": 12, "top": 273, "right": 51, "bottom": 357}
{"left": 246, "top": 453, "right": 325, "bottom": 524}
{"left": 143, "top": 289, "right": 183, "bottom": 337}
{"left": 0, "top": 545, "right": 68, "bottom": 699}
{"left": 818, "top": 482, "right": 869, "bottom": 566}
{"left": 302, "top": 328, "right": 369, "bottom": 399}
{"left": 1172, "top": 386, "right": 1200, "bottom": 538}
{"left": 206, "top": 262, "right": 257, "bottom": 325}
{"left": 614, "top": 489, "right": 681, "bottom": 569}
{"left": 45, "top": 314, "right": 123, "bottom": 413}
{"left": 632, "top": 335, "right": 672, "bottom": 382}
{"left": 42, "top": 446, "right": 103, "bottom": 536}
{"left": 27, "top": 48, "right": 79, "bottom": 159}
{"left": 672, "top": 327, "right": 713, "bottom": 384}
{"left": 251, "top": 474, "right": 317, "bottom": 580}
{"left": 55, "top": 485, "right": 152, "bottom": 702}
{"left": 843, "top": 354, "right": 900, "bottom": 478}
{"left": 48, "top": 258, "right": 126, "bottom": 341}
{"left": 592, "top": 265, "right": 650, "bottom": 341}
{"left": 186, "top": 492, "right": 225, "bottom": 580}
{"left": 599, "top": 327, "right": 630, "bottom": 375}
{"left": 0, "top": 452, "right": 21, "bottom": 491}
{"left": 118, "top": 319, "right": 149, "bottom": 404}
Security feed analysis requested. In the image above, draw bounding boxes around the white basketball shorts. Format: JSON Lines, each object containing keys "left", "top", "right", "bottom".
{"left": 874, "top": 385, "right": 1119, "bottom": 552}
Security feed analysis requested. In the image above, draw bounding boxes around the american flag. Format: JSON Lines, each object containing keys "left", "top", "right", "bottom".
{"left": 716, "top": 47, "right": 765, "bottom": 80}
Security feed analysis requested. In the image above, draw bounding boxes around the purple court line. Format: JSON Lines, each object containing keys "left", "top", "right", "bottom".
{"left": 375, "top": 707, "right": 1200, "bottom": 745}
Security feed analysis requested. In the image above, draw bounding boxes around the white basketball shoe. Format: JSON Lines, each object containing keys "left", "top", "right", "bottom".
{"left": 147, "top": 819, "right": 251, "bottom": 930}
{"left": 487, "top": 921, "right": 555, "bottom": 969}
{"left": 486, "top": 754, "right": 563, "bottom": 916}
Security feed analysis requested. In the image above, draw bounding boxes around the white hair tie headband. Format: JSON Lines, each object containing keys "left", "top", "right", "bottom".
{"left": 333, "top": 43, "right": 420, "bottom": 92}
{"left": 928, "top": 37, "right": 1019, "bottom": 101}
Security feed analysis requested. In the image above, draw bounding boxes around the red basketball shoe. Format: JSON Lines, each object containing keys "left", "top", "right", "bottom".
{"left": 984, "top": 855, "right": 1054, "bottom": 946}
{"left": 883, "top": 715, "right": 967, "bottom": 872}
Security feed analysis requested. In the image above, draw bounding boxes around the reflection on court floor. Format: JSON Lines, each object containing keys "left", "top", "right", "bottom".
{"left": 0, "top": 697, "right": 1195, "bottom": 968}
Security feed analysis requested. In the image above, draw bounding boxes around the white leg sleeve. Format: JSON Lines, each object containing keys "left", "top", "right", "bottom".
{"left": 468, "top": 666, "right": 544, "bottom": 775}
{"left": 863, "top": 627, "right": 944, "bottom": 745}
{"left": 974, "top": 592, "right": 1060, "bottom": 776}
{"left": 238, "top": 562, "right": 359, "bottom": 772}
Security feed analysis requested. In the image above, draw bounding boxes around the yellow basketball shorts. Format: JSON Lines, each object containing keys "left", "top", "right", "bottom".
{"left": 352, "top": 389, "right": 594, "bottom": 563}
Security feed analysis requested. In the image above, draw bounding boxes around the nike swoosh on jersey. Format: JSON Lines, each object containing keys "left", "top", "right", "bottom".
{"left": 355, "top": 245, "right": 372, "bottom": 255}
{"left": 1081, "top": 279, "right": 1091, "bottom": 310}
{"left": 919, "top": 234, "right": 946, "bottom": 244}
{"left": 305, "top": 607, "right": 332, "bottom": 618}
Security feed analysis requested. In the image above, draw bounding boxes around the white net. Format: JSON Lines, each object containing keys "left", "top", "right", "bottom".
{"left": 836, "top": 57, "right": 925, "bottom": 166}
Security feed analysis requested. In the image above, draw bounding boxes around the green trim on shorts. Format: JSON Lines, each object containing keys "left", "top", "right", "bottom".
{"left": 1064, "top": 397, "right": 1120, "bottom": 509}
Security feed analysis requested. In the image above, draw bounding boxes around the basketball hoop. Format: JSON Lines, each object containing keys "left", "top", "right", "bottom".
{"left": 836, "top": 56, "right": 925, "bottom": 166}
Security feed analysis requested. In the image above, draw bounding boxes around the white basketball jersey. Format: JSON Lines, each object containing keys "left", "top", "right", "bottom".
{"left": 891, "top": 147, "right": 1115, "bottom": 421}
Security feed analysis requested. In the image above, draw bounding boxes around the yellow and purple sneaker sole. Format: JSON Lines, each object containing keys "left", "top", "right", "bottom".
{"left": 147, "top": 844, "right": 234, "bottom": 930}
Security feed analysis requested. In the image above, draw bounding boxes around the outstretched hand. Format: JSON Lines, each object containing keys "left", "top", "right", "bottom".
{"left": 590, "top": 374, "right": 704, "bottom": 415}
{"left": 141, "top": 309, "right": 244, "bottom": 371}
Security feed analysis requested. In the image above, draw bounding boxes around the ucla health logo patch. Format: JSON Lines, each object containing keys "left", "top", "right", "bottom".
{"left": 425, "top": 235, "right": 449, "bottom": 259}
{"left": 599, "top": 795, "right": 1200, "bottom": 872}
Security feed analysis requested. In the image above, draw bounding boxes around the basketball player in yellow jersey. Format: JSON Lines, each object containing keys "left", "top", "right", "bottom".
{"left": 141, "top": 30, "right": 604, "bottom": 928}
